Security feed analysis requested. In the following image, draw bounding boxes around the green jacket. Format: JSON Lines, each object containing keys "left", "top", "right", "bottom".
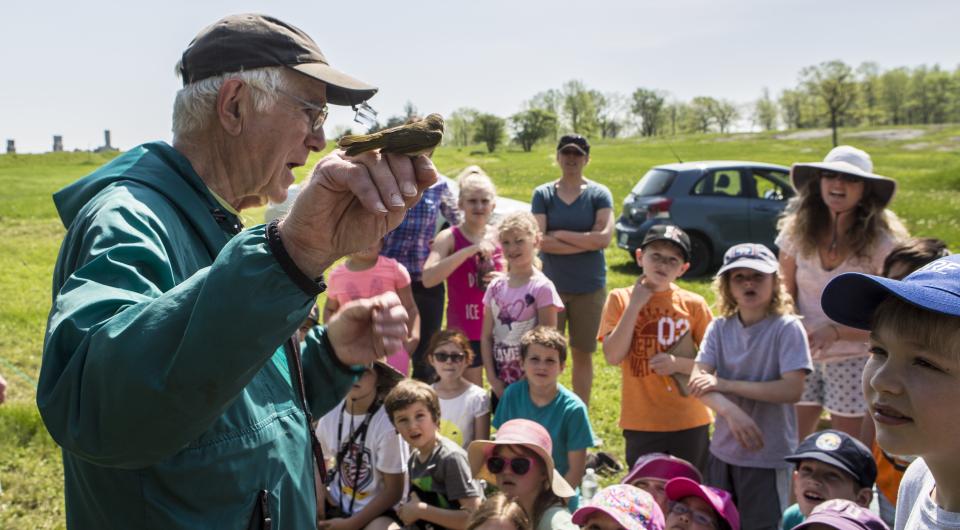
{"left": 38, "top": 142, "right": 356, "bottom": 529}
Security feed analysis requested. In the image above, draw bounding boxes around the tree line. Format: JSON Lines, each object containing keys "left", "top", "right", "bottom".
{"left": 353, "top": 61, "right": 960, "bottom": 152}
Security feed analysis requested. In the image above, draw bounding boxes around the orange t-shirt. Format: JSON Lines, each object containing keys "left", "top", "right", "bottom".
{"left": 874, "top": 439, "right": 908, "bottom": 503}
{"left": 598, "top": 284, "right": 714, "bottom": 432}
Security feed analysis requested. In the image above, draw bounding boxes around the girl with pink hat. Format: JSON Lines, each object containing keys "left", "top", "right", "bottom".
{"left": 468, "top": 419, "right": 577, "bottom": 530}
{"left": 664, "top": 478, "right": 740, "bottom": 530}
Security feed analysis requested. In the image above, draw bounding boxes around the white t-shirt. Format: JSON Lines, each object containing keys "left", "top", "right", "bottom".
{"left": 895, "top": 458, "right": 960, "bottom": 529}
{"left": 317, "top": 401, "right": 408, "bottom": 515}
{"left": 436, "top": 383, "right": 490, "bottom": 448}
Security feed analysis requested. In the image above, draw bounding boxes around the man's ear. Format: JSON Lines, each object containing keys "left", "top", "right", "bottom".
{"left": 855, "top": 486, "right": 873, "bottom": 508}
{"left": 217, "top": 78, "right": 246, "bottom": 136}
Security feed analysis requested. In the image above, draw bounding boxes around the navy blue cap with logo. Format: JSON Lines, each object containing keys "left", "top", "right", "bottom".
{"left": 785, "top": 430, "right": 877, "bottom": 488}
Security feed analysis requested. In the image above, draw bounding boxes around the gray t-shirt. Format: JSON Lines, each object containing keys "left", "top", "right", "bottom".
{"left": 896, "top": 458, "right": 960, "bottom": 529}
{"left": 408, "top": 435, "right": 481, "bottom": 511}
{"left": 696, "top": 314, "right": 812, "bottom": 468}
{"left": 531, "top": 181, "right": 613, "bottom": 294}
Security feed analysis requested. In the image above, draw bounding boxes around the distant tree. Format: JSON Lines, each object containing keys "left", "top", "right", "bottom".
{"left": 447, "top": 107, "right": 479, "bottom": 148}
{"left": 688, "top": 96, "right": 717, "bottom": 133}
{"left": 856, "top": 62, "right": 885, "bottom": 126}
{"left": 527, "top": 89, "right": 563, "bottom": 140}
{"left": 332, "top": 125, "right": 354, "bottom": 140}
{"left": 403, "top": 101, "right": 418, "bottom": 121}
{"left": 753, "top": 88, "right": 779, "bottom": 131}
{"left": 664, "top": 101, "right": 688, "bottom": 135}
{"left": 510, "top": 109, "right": 557, "bottom": 152}
{"left": 594, "top": 91, "right": 629, "bottom": 138}
{"left": 631, "top": 88, "right": 667, "bottom": 136}
{"left": 473, "top": 113, "right": 506, "bottom": 153}
{"left": 384, "top": 115, "right": 406, "bottom": 129}
{"left": 880, "top": 67, "right": 910, "bottom": 125}
{"left": 711, "top": 99, "right": 740, "bottom": 133}
{"left": 801, "top": 60, "right": 858, "bottom": 146}
{"left": 561, "top": 80, "right": 598, "bottom": 135}
{"left": 906, "top": 65, "right": 953, "bottom": 124}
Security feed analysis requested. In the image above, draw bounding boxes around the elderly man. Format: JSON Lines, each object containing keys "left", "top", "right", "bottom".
{"left": 37, "top": 14, "right": 435, "bottom": 529}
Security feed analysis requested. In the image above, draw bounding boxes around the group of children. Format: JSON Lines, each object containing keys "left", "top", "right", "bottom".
{"left": 305, "top": 144, "right": 960, "bottom": 530}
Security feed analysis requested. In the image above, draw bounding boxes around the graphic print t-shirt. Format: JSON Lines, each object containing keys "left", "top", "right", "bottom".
{"left": 316, "top": 402, "right": 407, "bottom": 515}
{"left": 598, "top": 284, "right": 713, "bottom": 432}
{"left": 482, "top": 273, "right": 563, "bottom": 385}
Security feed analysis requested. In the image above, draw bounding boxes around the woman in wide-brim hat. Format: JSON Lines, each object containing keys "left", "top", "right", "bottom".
{"left": 776, "top": 145, "right": 908, "bottom": 442}
{"left": 468, "top": 419, "right": 577, "bottom": 530}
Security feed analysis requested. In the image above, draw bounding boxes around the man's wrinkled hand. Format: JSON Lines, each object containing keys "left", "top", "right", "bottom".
{"left": 326, "top": 292, "right": 409, "bottom": 367}
{"left": 279, "top": 151, "right": 438, "bottom": 278}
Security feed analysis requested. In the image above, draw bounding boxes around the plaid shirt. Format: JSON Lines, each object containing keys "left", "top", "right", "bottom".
{"left": 381, "top": 176, "right": 460, "bottom": 281}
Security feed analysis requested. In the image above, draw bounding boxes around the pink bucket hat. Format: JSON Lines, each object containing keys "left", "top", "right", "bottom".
{"left": 665, "top": 477, "right": 740, "bottom": 530}
{"left": 467, "top": 419, "right": 576, "bottom": 498}
{"left": 622, "top": 452, "right": 703, "bottom": 485}
{"left": 572, "top": 484, "right": 665, "bottom": 530}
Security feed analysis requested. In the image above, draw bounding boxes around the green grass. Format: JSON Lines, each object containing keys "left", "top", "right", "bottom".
{"left": 1, "top": 126, "right": 958, "bottom": 526}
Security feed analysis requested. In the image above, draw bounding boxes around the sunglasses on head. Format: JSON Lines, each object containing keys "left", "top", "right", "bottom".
{"left": 819, "top": 170, "right": 862, "bottom": 184}
{"left": 486, "top": 455, "right": 535, "bottom": 476}
{"left": 432, "top": 352, "right": 465, "bottom": 363}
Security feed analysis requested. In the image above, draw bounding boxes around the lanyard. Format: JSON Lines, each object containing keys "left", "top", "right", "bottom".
{"left": 332, "top": 400, "right": 379, "bottom": 515}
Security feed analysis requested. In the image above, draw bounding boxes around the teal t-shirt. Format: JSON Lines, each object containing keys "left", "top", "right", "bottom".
{"left": 492, "top": 380, "right": 596, "bottom": 476}
{"left": 781, "top": 503, "right": 804, "bottom": 529}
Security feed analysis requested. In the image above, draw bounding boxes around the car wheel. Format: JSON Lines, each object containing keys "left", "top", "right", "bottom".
{"left": 684, "top": 234, "right": 713, "bottom": 278}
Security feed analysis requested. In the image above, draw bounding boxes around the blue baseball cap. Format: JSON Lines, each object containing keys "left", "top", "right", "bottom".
{"left": 716, "top": 243, "right": 778, "bottom": 277}
{"left": 821, "top": 254, "right": 960, "bottom": 330}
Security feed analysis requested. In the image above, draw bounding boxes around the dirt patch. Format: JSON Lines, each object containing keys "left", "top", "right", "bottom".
{"left": 846, "top": 129, "right": 925, "bottom": 141}
{"left": 903, "top": 142, "right": 931, "bottom": 151}
{"left": 775, "top": 129, "right": 831, "bottom": 140}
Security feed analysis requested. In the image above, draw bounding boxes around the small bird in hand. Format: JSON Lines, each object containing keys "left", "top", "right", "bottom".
{"left": 338, "top": 113, "right": 444, "bottom": 157}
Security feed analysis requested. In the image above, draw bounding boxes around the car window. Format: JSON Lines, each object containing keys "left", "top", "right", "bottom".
{"left": 753, "top": 170, "right": 791, "bottom": 201}
{"left": 631, "top": 169, "right": 677, "bottom": 196}
{"left": 691, "top": 169, "right": 746, "bottom": 197}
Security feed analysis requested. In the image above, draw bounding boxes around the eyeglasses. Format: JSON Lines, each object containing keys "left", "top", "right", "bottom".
{"left": 819, "top": 170, "right": 862, "bottom": 184}
{"left": 432, "top": 352, "right": 466, "bottom": 364}
{"left": 275, "top": 88, "right": 329, "bottom": 132}
{"left": 669, "top": 501, "right": 717, "bottom": 529}
{"left": 486, "top": 456, "right": 535, "bottom": 476}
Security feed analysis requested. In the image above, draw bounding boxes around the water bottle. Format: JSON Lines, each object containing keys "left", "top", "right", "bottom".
{"left": 581, "top": 467, "right": 598, "bottom": 502}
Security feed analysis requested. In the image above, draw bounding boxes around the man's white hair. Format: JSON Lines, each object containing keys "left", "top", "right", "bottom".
{"left": 171, "top": 64, "right": 289, "bottom": 137}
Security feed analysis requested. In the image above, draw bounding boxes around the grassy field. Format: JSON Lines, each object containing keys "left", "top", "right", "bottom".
{"left": 1, "top": 126, "right": 958, "bottom": 527}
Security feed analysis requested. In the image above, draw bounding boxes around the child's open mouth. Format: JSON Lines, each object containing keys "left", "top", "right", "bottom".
{"left": 802, "top": 490, "right": 825, "bottom": 502}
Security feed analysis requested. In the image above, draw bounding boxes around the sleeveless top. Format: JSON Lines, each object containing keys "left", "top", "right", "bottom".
{"left": 445, "top": 226, "right": 503, "bottom": 340}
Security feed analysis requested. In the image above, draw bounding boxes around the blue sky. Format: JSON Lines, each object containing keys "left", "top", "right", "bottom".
{"left": 1, "top": 0, "right": 957, "bottom": 152}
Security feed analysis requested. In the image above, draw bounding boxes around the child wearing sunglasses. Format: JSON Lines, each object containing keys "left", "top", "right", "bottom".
{"left": 429, "top": 329, "right": 491, "bottom": 449}
{"left": 663, "top": 478, "right": 740, "bottom": 530}
{"left": 469, "top": 419, "right": 578, "bottom": 530}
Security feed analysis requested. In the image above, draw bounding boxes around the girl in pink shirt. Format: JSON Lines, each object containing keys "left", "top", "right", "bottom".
{"left": 325, "top": 238, "right": 420, "bottom": 374}
{"left": 422, "top": 167, "right": 504, "bottom": 385}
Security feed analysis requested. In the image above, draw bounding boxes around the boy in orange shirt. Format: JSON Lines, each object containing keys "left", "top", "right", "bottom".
{"left": 599, "top": 225, "right": 713, "bottom": 471}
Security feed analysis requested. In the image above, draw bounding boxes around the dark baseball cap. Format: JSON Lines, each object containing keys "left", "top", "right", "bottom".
{"left": 640, "top": 224, "right": 691, "bottom": 262}
{"left": 557, "top": 134, "right": 590, "bottom": 155}
{"left": 822, "top": 254, "right": 960, "bottom": 331}
{"left": 784, "top": 430, "right": 877, "bottom": 488}
{"left": 179, "top": 13, "right": 377, "bottom": 106}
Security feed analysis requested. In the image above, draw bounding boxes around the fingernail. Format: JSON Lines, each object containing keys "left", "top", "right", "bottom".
{"left": 375, "top": 201, "right": 388, "bottom": 213}
{"left": 390, "top": 193, "right": 404, "bottom": 207}
{"left": 402, "top": 183, "right": 417, "bottom": 196}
